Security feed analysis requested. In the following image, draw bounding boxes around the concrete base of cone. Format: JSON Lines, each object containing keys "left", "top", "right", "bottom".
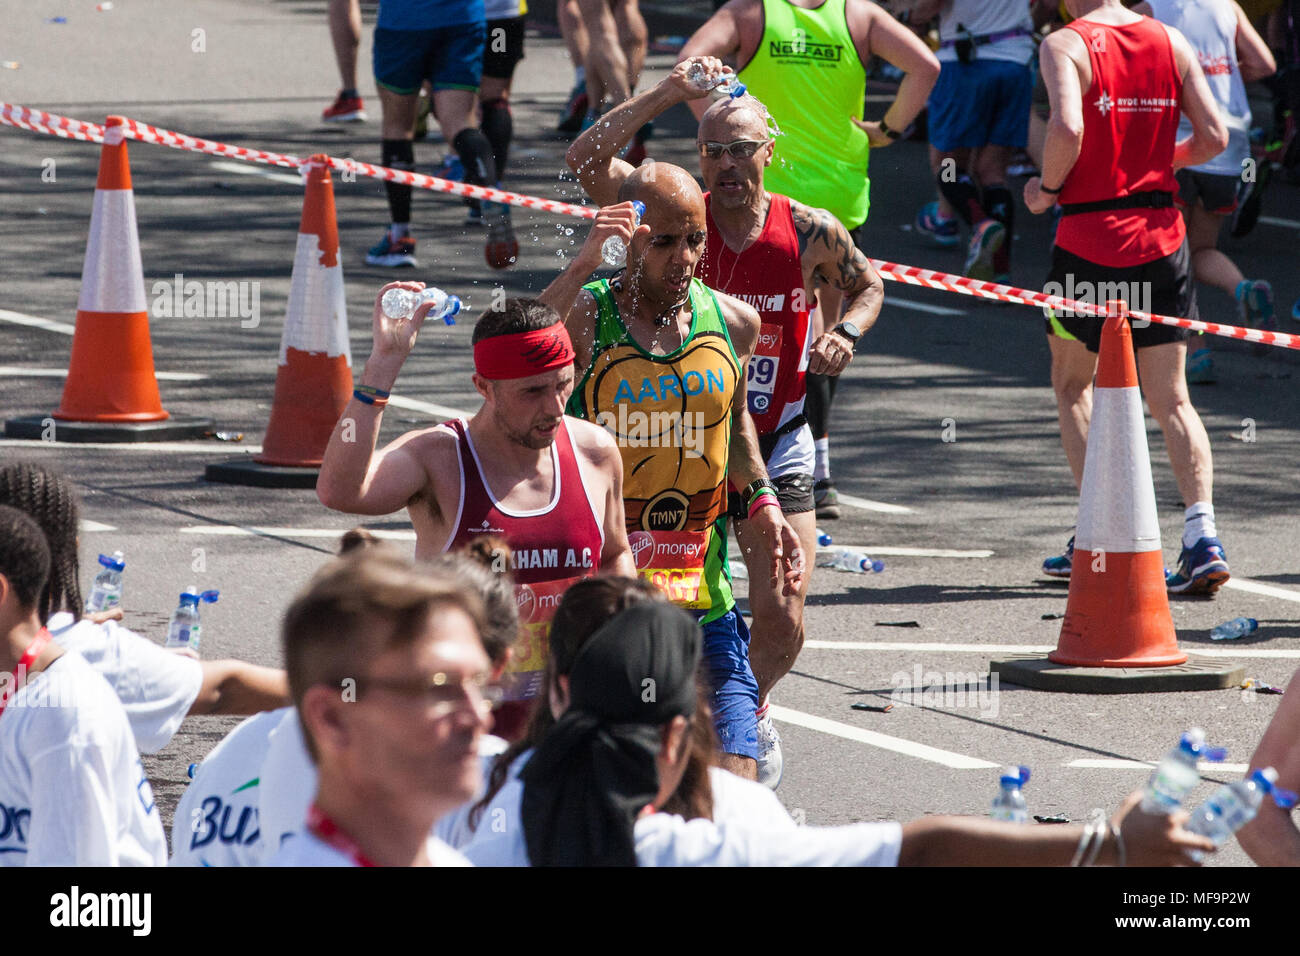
{"left": 205, "top": 458, "right": 319, "bottom": 489}
{"left": 990, "top": 655, "right": 1245, "bottom": 693}
{"left": 4, "top": 413, "right": 213, "bottom": 443}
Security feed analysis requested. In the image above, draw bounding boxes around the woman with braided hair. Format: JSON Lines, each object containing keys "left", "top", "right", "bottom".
{"left": 0, "top": 461, "right": 290, "bottom": 755}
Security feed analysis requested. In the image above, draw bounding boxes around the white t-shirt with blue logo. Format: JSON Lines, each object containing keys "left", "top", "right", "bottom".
{"left": 170, "top": 708, "right": 287, "bottom": 867}
{"left": 0, "top": 651, "right": 167, "bottom": 866}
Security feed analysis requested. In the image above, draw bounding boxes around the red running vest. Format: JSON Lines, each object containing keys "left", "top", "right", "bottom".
{"left": 1055, "top": 17, "right": 1185, "bottom": 267}
{"left": 697, "top": 192, "right": 812, "bottom": 436}
{"left": 442, "top": 417, "right": 604, "bottom": 701}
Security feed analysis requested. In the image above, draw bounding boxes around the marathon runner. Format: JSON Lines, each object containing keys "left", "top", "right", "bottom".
{"left": 539, "top": 163, "right": 805, "bottom": 783}
{"left": 564, "top": 56, "right": 884, "bottom": 788}
{"left": 318, "top": 289, "right": 634, "bottom": 737}
{"left": 1027, "top": 0, "right": 1232, "bottom": 593}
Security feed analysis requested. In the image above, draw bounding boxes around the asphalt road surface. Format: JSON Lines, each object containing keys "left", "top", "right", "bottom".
{"left": 3, "top": 0, "right": 1300, "bottom": 868}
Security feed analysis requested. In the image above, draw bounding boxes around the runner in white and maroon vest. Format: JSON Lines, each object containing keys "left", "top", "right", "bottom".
{"left": 559, "top": 58, "right": 885, "bottom": 789}
{"left": 319, "top": 292, "right": 635, "bottom": 741}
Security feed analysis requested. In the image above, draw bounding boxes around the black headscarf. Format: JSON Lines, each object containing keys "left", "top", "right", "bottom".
{"left": 519, "top": 601, "right": 701, "bottom": 867}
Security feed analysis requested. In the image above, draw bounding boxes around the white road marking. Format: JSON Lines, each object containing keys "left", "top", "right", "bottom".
{"left": 0, "top": 439, "right": 262, "bottom": 453}
{"left": 887, "top": 297, "right": 965, "bottom": 316}
{"left": 79, "top": 519, "right": 117, "bottom": 532}
{"left": 1259, "top": 216, "right": 1300, "bottom": 231}
{"left": 179, "top": 525, "right": 416, "bottom": 540}
{"left": 768, "top": 704, "right": 998, "bottom": 769}
{"left": 0, "top": 308, "right": 77, "bottom": 335}
{"left": 1066, "top": 759, "right": 1251, "bottom": 773}
{"left": 210, "top": 160, "right": 305, "bottom": 186}
{"left": 802, "top": 640, "right": 1300, "bottom": 659}
{"left": 1222, "top": 576, "right": 1300, "bottom": 604}
{"left": 387, "top": 394, "right": 472, "bottom": 420}
{"left": 834, "top": 493, "right": 916, "bottom": 515}
{"left": 0, "top": 365, "right": 207, "bottom": 382}
{"left": 819, "top": 545, "right": 993, "bottom": 558}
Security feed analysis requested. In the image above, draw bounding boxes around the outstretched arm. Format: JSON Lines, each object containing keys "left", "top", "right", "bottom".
{"left": 791, "top": 201, "right": 884, "bottom": 376}
{"left": 190, "top": 661, "right": 291, "bottom": 717}
{"left": 567, "top": 57, "right": 728, "bottom": 206}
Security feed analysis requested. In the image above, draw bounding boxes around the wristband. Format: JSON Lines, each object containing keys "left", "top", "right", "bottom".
{"left": 353, "top": 384, "right": 391, "bottom": 399}
{"left": 1040, "top": 182, "right": 1063, "bottom": 194}
{"left": 742, "top": 478, "right": 777, "bottom": 503}
{"left": 353, "top": 389, "right": 389, "bottom": 407}
{"left": 878, "top": 118, "right": 902, "bottom": 140}
{"left": 747, "top": 492, "right": 780, "bottom": 520}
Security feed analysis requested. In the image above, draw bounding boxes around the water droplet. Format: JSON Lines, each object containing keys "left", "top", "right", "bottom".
{"left": 564, "top": 228, "right": 573, "bottom": 236}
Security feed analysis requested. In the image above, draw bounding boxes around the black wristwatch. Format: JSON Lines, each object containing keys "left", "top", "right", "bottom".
{"left": 877, "top": 118, "right": 902, "bottom": 140}
{"left": 833, "top": 320, "right": 863, "bottom": 343}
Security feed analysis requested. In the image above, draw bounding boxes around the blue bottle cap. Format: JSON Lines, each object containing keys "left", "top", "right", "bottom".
{"left": 97, "top": 553, "right": 126, "bottom": 572}
{"left": 199, "top": 590, "right": 220, "bottom": 604}
{"left": 631, "top": 200, "right": 646, "bottom": 220}
{"left": 444, "top": 295, "right": 461, "bottom": 325}
{"left": 1274, "top": 788, "right": 1299, "bottom": 810}
{"left": 729, "top": 82, "right": 747, "bottom": 99}
{"left": 187, "top": 763, "right": 198, "bottom": 779}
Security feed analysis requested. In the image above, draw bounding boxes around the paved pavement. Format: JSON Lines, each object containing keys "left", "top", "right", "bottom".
{"left": 3, "top": 0, "right": 1300, "bottom": 867}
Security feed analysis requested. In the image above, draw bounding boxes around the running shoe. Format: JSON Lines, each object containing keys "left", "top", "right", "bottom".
{"left": 964, "top": 219, "right": 1005, "bottom": 281}
{"left": 1292, "top": 297, "right": 1300, "bottom": 323}
{"left": 1230, "top": 161, "right": 1271, "bottom": 238}
{"left": 483, "top": 201, "right": 519, "bottom": 269}
{"left": 1006, "top": 151, "right": 1039, "bottom": 178}
{"left": 322, "top": 91, "right": 366, "bottom": 123}
{"left": 814, "top": 479, "right": 841, "bottom": 520}
{"left": 1165, "top": 536, "right": 1230, "bottom": 595}
{"left": 558, "top": 82, "right": 588, "bottom": 135}
{"left": 1237, "top": 279, "right": 1277, "bottom": 355}
{"left": 1042, "top": 534, "right": 1074, "bottom": 578}
{"left": 365, "top": 232, "right": 417, "bottom": 268}
{"left": 755, "top": 710, "right": 784, "bottom": 790}
{"left": 1186, "top": 347, "right": 1216, "bottom": 384}
{"left": 914, "top": 201, "right": 960, "bottom": 247}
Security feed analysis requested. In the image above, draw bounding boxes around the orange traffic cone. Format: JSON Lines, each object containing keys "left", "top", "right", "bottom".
{"left": 990, "top": 300, "right": 1242, "bottom": 692}
{"left": 206, "top": 155, "right": 351, "bottom": 487}
{"left": 4, "top": 115, "right": 210, "bottom": 441}
{"left": 1049, "top": 301, "right": 1183, "bottom": 667}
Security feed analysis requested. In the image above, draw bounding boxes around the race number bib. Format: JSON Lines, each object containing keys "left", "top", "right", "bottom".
{"left": 747, "top": 324, "right": 782, "bottom": 418}
{"left": 628, "top": 529, "right": 711, "bottom": 610}
{"left": 503, "top": 576, "right": 586, "bottom": 702}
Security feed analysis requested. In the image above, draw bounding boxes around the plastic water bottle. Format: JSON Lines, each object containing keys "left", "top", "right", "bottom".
{"left": 1184, "top": 768, "right": 1298, "bottom": 859}
{"left": 84, "top": 551, "right": 126, "bottom": 614}
{"left": 1210, "top": 617, "right": 1259, "bottom": 641}
{"left": 816, "top": 528, "right": 832, "bottom": 547}
{"left": 990, "top": 766, "right": 1031, "bottom": 823}
{"left": 1141, "top": 729, "right": 1227, "bottom": 814}
{"left": 816, "top": 549, "right": 884, "bottom": 573}
{"left": 686, "top": 62, "right": 747, "bottom": 99}
{"left": 601, "top": 200, "right": 646, "bottom": 268}
{"left": 380, "top": 286, "right": 461, "bottom": 326}
{"left": 165, "top": 587, "right": 220, "bottom": 653}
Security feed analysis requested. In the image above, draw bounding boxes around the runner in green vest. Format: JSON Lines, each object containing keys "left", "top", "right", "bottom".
{"left": 540, "top": 162, "right": 804, "bottom": 782}
{"left": 681, "top": 0, "right": 938, "bottom": 518}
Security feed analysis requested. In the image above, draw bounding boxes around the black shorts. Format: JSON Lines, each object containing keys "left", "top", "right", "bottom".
{"left": 726, "top": 473, "right": 816, "bottom": 520}
{"left": 1175, "top": 169, "right": 1239, "bottom": 215}
{"left": 1043, "top": 241, "right": 1196, "bottom": 353}
{"left": 483, "top": 16, "right": 526, "bottom": 80}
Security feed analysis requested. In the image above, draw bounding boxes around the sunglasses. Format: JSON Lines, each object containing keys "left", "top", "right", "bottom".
{"left": 697, "top": 139, "right": 770, "bottom": 160}
{"left": 340, "top": 670, "right": 503, "bottom": 717}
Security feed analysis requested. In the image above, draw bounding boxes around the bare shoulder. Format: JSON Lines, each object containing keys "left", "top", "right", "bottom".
{"left": 714, "top": 289, "right": 761, "bottom": 353}
{"left": 564, "top": 416, "right": 622, "bottom": 479}
{"left": 388, "top": 422, "right": 461, "bottom": 469}
{"left": 788, "top": 199, "right": 840, "bottom": 256}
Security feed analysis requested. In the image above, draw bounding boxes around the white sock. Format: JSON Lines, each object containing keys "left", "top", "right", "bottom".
{"left": 574, "top": 66, "right": 586, "bottom": 86}
{"left": 1183, "top": 502, "right": 1216, "bottom": 549}
{"left": 814, "top": 438, "right": 830, "bottom": 482}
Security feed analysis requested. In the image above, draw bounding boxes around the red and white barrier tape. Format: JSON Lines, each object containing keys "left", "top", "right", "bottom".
{"left": 4, "top": 100, "right": 1295, "bottom": 350}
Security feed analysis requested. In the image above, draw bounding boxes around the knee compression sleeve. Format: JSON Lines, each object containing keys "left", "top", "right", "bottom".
{"left": 480, "top": 98, "right": 513, "bottom": 180}
{"left": 452, "top": 127, "right": 497, "bottom": 187}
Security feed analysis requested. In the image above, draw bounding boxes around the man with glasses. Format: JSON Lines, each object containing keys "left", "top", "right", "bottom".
{"left": 265, "top": 550, "right": 491, "bottom": 866}
{"left": 563, "top": 75, "right": 872, "bottom": 786}
{"left": 319, "top": 289, "right": 634, "bottom": 739}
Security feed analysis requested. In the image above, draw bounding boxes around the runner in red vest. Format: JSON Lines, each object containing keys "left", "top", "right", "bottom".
{"left": 564, "top": 56, "right": 884, "bottom": 788}
{"left": 318, "top": 289, "right": 635, "bottom": 738}
{"left": 1026, "top": 0, "right": 1231, "bottom": 593}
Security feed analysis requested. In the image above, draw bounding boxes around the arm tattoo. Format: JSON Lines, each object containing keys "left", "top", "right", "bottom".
{"left": 792, "top": 201, "right": 871, "bottom": 293}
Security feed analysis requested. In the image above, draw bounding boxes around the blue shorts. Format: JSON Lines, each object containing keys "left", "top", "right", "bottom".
{"left": 373, "top": 23, "right": 485, "bottom": 94}
{"left": 928, "top": 58, "right": 1033, "bottom": 152}
{"left": 699, "top": 608, "right": 760, "bottom": 761}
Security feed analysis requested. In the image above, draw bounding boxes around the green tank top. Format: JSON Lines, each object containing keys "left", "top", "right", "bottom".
{"left": 741, "top": 0, "right": 870, "bottom": 228}
{"left": 567, "top": 278, "right": 741, "bottom": 623}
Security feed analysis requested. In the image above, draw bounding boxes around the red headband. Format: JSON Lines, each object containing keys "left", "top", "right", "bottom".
{"left": 473, "top": 323, "right": 576, "bottom": 380}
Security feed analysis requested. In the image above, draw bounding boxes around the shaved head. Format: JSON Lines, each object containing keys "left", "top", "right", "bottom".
{"left": 617, "top": 162, "right": 706, "bottom": 226}
{"left": 698, "top": 96, "right": 771, "bottom": 144}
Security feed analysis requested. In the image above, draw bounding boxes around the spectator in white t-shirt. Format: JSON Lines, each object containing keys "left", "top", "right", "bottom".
{"left": 264, "top": 549, "right": 494, "bottom": 866}
{"left": 0, "top": 505, "right": 167, "bottom": 866}
{"left": 0, "top": 461, "right": 290, "bottom": 754}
